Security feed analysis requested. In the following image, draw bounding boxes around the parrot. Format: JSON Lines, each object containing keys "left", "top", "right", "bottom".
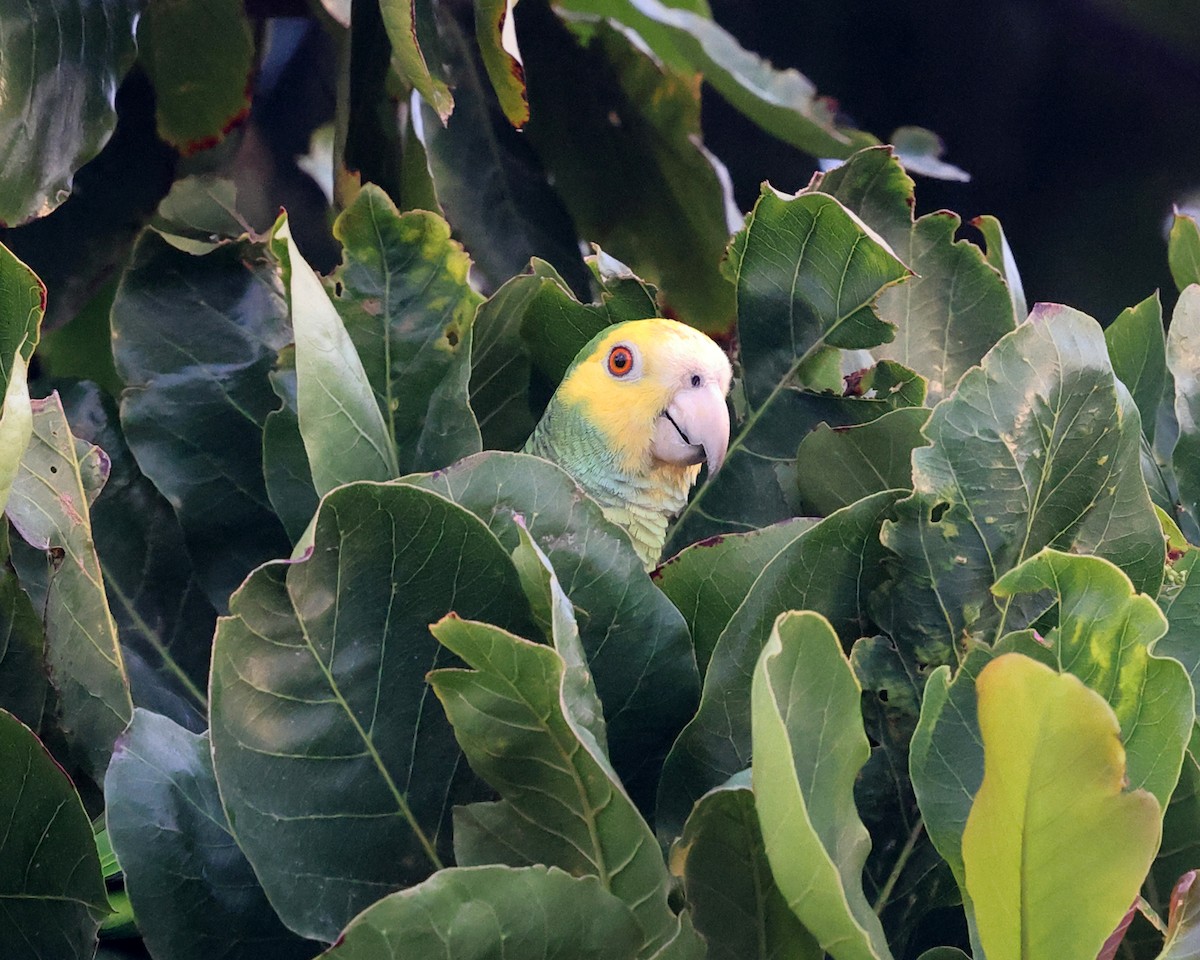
{"left": 524, "top": 317, "right": 732, "bottom": 570}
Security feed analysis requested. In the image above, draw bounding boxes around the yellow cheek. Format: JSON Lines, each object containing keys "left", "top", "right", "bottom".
{"left": 561, "top": 366, "right": 667, "bottom": 473}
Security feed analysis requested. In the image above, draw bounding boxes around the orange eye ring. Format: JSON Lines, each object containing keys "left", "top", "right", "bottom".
{"left": 607, "top": 345, "right": 634, "bottom": 377}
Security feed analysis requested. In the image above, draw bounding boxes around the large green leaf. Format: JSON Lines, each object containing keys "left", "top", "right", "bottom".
{"left": 111, "top": 226, "right": 292, "bottom": 608}
{"left": 328, "top": 186, "right": 483, "bottom": 473}
{"left": 415, "top": 11, "right": 590, "bottom": 297}
{"left": 0, "top": 241, "right": 41, "bottom": 513}
{"left": 653, "top": 517, "right": 817, "bottom": 676}
{"left": 814, "top": 147, "right": 1015, "bottom": 402}
{"left": 430, "top": 615, "right": 701, "bottom": 959}
{"left": 6, "top": 394, "right": 132, "bottom": 784}
{"left": 273, "top": 212, "right": 399, "bottom": 495}
{"left": 405, "top": 451, "right": 698, "bottom": 814}
{"left": 1158, "top": 550, "right": 1200, "bottom": 719}
{"left": 0, "top": 709, "right": 110, "bottom": 960}
{"left": 668, "top": 188, "right": 909, "bottom": 551}
{"left": 1153, "top": 733, "right": 1200, "bottom": 917}
{"left": 209, "top": 481, "right": 536, "bottom": 943}
{"left": 673, "top": 779, "right": 821, "bottom": 960}
{"left": 1170, "top": 211, "right": 1200, "bottom": 292}
{"left": 0, "top": 0, "right": 140, "bottom": 225}
{"left": 879, "top": 304, "right": 1164, "bottom": 670}
{"left": 1106, "top": 292, "right": 1166, "bottom": 445}
{"left": 136, "top": 0, "right": 254, "bottom": 152}
{"left": 520, "top": 7, "right": 736, "bottom": 332}
{"left": 751, "top": 611, "right": 893, "bottom": 960}
{"left": 962, "top": 654, "right": 1160, "bottom": 960}
{"left": 105, "top": 709, "right": 315, "bottom": 960}
{"left": 657, "top": 489, "right": 900, "bottom": 841}
{"left": 0, "top": 525, "right": 46, "bottom": 727}
{"left": 1168, "top": 285, "right": 1200, "bottom": 532}
{"left": 554, "top": 0, "right": 872, "bottom": 158}
{"left": 321, "top": 865, "right": 643, "bottom": 960}
{"left": 796, "top": 407, "right": 929, "bottom": 515}
{"left": 991, "top": 550, "right": 1192, "bottom": 809}
{"left": 58, "top": 383, "right": 212, "bottom": 732}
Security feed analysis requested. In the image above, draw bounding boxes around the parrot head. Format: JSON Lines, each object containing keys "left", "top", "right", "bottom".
{"left": 524, "top": 317, "right": 732, "bottom": 568}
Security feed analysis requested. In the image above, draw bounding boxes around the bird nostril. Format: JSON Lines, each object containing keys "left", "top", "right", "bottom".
{"left": 690, "top": 374, "right": 701, "bottom": 387}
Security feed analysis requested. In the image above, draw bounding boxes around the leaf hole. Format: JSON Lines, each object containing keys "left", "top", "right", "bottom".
{"left": 446, "top": 327, "right": 460, "bottom": 347}
{"left": 877, "top": 689, "right": 889, "bottom": 703}
{"left": 49, "top": 465, "right": 57, "bottom": 474}
{"left": 929, "top": 502, "right": 950, "bottom": 523}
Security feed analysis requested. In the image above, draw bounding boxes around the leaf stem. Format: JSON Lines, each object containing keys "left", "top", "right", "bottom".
{"left": 872, "top": 819, "right": 925, "bottom": 914}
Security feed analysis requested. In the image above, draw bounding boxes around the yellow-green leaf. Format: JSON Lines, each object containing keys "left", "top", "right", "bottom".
{"left": 963, "top": 654, "right": 1161, "bottom": 960}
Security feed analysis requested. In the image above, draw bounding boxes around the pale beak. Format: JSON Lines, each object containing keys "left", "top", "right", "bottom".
{"left": 651, "top": 382, "right": 730, "bottom": 475}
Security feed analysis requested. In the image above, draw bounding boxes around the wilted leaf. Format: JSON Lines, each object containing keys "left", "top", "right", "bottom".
{"left": 668, "top": 188, "right": 909, "bottom": 551}
{"left": 751, "top": 611, "right": 893, "bottom": 960}
{"left": 406, "top": 451, "right": 698, "bottom": 813}
{"left": 137, "top": 0, "right": 254, "bottom": 152}
{"left": 475, "top": 0, "right": 528, "bottom": 126}
{"left": 555, "top": 0, "right": 872, "bottom": 158}
{"left": 879, "top": 304, "right": 1164, "bottom": 669}
{"left": 657, "top": 490, "right": 900, "bottom": 841}
{"left": 416, "top": 12, "right": 589, "bottom": 295}
{"left": 1170, "top": 211, "right": 1200, "bottom": 292}
{"left": 273, "top": 212, "right": 399, "bottom": 495}
{"left": 209, "top": 482, "right": 535, "bottom": 943}
{"left": 111, "top": 226, "right": 292, "bottom": 608}
{"left": 815, "top": 146, "right": 1014, "bottom": 402}
{"left": 1106, "top": 292, "right": 1166, "bottom": 445}
{"left": 962, "top": 654, "right": 1160, "bottom": 960}
{"left": 430, "top": 615, "right": 695, "bottom": 958}
{"left": 796, "top": 407, "right": 929, "bottom": 515}
{"left": 653, "top": 517, "right": 817, "bottom": 676}
{"left": 520, "top": 7, "right": 736, "bottom": 332}
{"left": 0, "top": 0, "right": 140, "bottom": 225}
{"left": 673, "top": 780, "right": 821, "bottom": 960}
{"left": 105, "top": 709, "right": 315, "bottom": 960}
{"left": 6, "top": 394, "right": 132, "bottom": 783}
{"left": 0, "top": 709, "right": 110, "bottom": 960}
{"left": 328, "top": 186, "right": 484, "bottom": 473}
{"left": 321, "top": 865, "right": 643, "bottom": 960}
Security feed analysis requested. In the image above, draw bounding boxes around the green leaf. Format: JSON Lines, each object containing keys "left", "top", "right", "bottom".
{"left": 653, "top": 517, "right": 817, "bottom": 677}
{"left": 321, "top": 865, "right": 643, "bottom": 960}
{"left": 136, "top": 0, "right": 254, "bottom": 152}
{"left": 520, "top": 8, "right": 736, "bottom": 332}
{"left": 0, "top": 709, "right": 109, "bottom": 960}
{"left": 405, "top": 451, "right": 698, "bottom": 813}
{"left": 1152, "top": 734, "right": 1200, "bottom": 917}
{"left": 379, "top": 0, "right": 453, "bottom": 120}
{"left": 273, "top": 212, "right": 399, "bottom": 495}
{"left": 0, "top": 524, "right": 46, "bottom": 728}
{"left": 475, "top": 0, "right": 528, "bottom": 126}
{"left": 879, "top": 304, "right": 1164, "bottom": 669}
{"left": 1170, "top": 211, "right": 1200, "bottom": 292}
{"left": 328, "top": 186, "right": 483, "bottom": 473}
{"left": 796, "top": 407, "right": 929, "bottom": 515}
{"left": 554, "top": 0, "right": 872, "bottom": 158}
{"left": 751, "top": 611, "right": 893, "bottom": 960}
{"left": 1106, "top": 292, "right": 1166, "bottom": 445}
{"left": 6, "top": 394, "right": 132, "bottom": 783}
{"left": 973, "top": 214, "right": 1028, "bottom": 324}
{"left": 262, "top": 358, "right": 320, "bottom": 544}
{"left": 0, "top": 0, "right": 139, "bottom": 225}
{"left": 111, "top": 226, "right": 292, "bottom": 608}
{"left": 1168, "top": 285, "right": 1200, "bottom": 531}
{"left": 105, "top": 709, "right": 315, "bottom": 960}
{"left": 469, "top": 259, "right": 563, "bottom": 451}
{"left": 962, "top": 654, "right": 1160, "bottom": 960}
{"left": 415, "top": 11, "right": 591, "bottom": 297}
{"left": 209, "top": 481, "right": 536, "bottom": 943}
{"left": 430, "top": 615, "right": 696, "bottom": 959}
{"left": 0, "top": 241, "right": 42, "bottom": 513}
{"left": 668, "top": 188, "right": 909, "bottom": 550}
{"left": 672, "top": 780, "right": 821, "bottom": 960}
{"left": 889, "top": 127, "right": 970, "bottom": 183}
{"left": 1159, "top": 871, "right": 1200, "bottom": 960}
{"left": 657, "top": 489, "right": 900, "bottom": 841}
{"left": 58, "top": 383, "right": 212, "bottom": 732}
{"left": 991, "top": 550, "right": 1192, "bottom": 810}
{"left": 1159, "top": 550, "right": 1200, "bottom": 720}
{"left": 815, "top": 147, "right": 1014, "bottom": 402}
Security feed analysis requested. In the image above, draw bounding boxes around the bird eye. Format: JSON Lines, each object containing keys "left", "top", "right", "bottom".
{"left": 607, "top": 345, "right": 634, "bottom": 377}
